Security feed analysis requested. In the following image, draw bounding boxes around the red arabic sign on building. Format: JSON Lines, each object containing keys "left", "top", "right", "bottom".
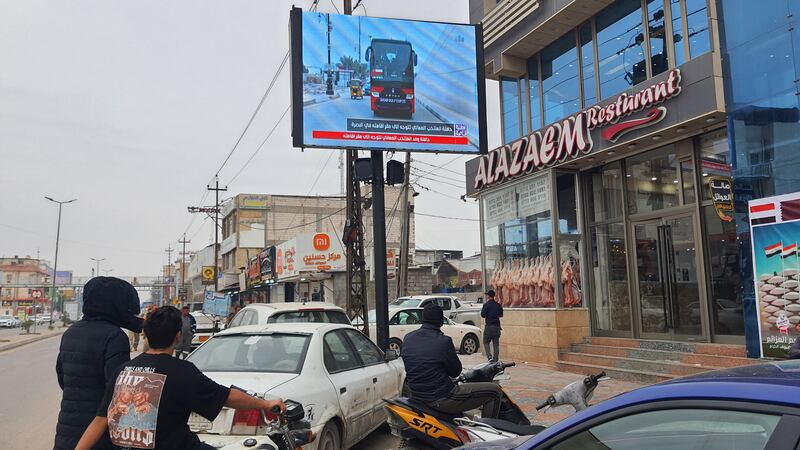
{"left": 473, "top": 69, "right": 682, "bottom": 191}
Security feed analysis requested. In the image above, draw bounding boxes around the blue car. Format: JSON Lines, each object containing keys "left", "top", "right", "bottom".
{"left": 462, "top": 360, "right": 800, "bottom": 450}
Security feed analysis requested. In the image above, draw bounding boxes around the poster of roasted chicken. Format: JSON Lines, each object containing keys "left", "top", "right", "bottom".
{"left": 106, "top": 369, "right": 166, "bottom": 449}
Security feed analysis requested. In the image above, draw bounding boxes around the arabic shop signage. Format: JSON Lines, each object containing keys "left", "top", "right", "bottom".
{"left": 472, "top": 69, "right": 682, "bottom": 192}
{"left": 709, "top": 176, "right": 734, "bottom": 222}
{"left": 299, "top": 233, "right": 345, "bottom": 272}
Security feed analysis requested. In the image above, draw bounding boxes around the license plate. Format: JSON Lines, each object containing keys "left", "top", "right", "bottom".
{"left": 199, "top": 335, "right": 210, "bottom": 342}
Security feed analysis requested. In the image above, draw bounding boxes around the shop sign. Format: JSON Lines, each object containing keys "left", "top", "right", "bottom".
{"left": 297, "top": 232, "right": 345, "bottom": 272}
{"left": 238, "top": 194, "right": 269, "bottom": 209}
{"left": 749, "top": 191, "right": 800, "bottom": 357}
{"left": 17, "top": 300, "right": 33, "bottom": 307}
{"left": 1, "top": 301, "right": 12, "bottom": 307}
{"left": 247, "top": 255, "right": 261, "bottom": 285}
{"left": 259, "top": 247, "right": 276, "bottom": 283}
{"left": 516, "top": 173, "right": 550, "bottom": 218}
{"left": 201, "top": 266, "right": 216, "bottom": 285}
{"left": 276, "top": 239, "right": 298, "bottom": 280}
{"left": 473, "top": 69, "right": 682, "bottom": 192}
{"left": 709, "top": 176, "right": 734, "bottom": 222}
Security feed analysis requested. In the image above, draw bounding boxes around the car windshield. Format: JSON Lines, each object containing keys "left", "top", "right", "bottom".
{"left": 268, "top": 310, "right": 351, "bottom": 325}
{"left": 187, "top": 333, "right": 310, "bottom": 373}
{"left": 390, "top": 298, "right": 422, "bottom": 307}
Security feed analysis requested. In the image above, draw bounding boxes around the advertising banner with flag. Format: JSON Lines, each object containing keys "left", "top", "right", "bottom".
{"left": 749, "top": 192, "right": 800, "bottom": 358}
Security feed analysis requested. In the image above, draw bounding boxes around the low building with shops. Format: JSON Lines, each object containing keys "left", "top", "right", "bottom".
{"left": 0, "top": 256, "right": 53, "bottom": 317}
{"left": 467, "top": 0, "right": 800, "bottom": 368}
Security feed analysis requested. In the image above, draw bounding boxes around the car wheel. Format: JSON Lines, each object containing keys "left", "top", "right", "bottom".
{"left": 460, "top": 334, "right": 479, "bottom": 355}
{"left": 388, "top": 338, "right": 403, "bottom": 354}
{"left": 317, "top": 421, "right": 341, "bottom": 450}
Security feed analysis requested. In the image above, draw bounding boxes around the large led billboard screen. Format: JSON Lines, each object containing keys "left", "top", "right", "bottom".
{"left": 290, "top": 8, "right": 487, "bottom": 154}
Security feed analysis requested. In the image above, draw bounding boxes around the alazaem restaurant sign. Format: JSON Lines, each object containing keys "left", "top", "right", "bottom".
{"left": 469, "top": 69, "right": 683, "bottom": 194}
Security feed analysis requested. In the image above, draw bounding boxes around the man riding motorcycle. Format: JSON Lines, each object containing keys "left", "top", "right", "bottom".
{"left": 401, "top": 304, "right": 503, "bottom": 418}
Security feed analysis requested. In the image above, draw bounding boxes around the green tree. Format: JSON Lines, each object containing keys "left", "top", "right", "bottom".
{"left": 339, "top": 55, "right": 366, "bottom": 80}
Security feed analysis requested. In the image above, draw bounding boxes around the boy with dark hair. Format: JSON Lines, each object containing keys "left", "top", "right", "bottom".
{"left": 75, "top": 306, "right": 284, "bottom": 450}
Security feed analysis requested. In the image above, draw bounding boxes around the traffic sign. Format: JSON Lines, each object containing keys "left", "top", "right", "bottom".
{"left": 31, "top": 289, "right": 42, "bottom": 299}
{"left": 202, "top": 266, "right": 216, "bottom": 285}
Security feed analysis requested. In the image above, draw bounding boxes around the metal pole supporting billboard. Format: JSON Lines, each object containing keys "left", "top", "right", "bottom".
{"left": 370, "top": 150, "right": 390, "bottom": 352}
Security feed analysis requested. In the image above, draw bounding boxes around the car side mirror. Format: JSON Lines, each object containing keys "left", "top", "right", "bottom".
{"left": 385, "top": 349, "right": 399, "bottom": 362}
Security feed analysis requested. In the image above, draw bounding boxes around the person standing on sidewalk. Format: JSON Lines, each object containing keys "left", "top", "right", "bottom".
{"left": 481, "top": 289, "right": 503, "bottom": 363}
{"left": 54, "top": 277, "right": 143, "bottom": 450}
{"left": 175, "top": 306, "right": 196, "bottom": 359}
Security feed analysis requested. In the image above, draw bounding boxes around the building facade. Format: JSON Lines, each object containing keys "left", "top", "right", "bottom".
{"left": 0, "top": 256, "right": 53, "bottom": 317}
{"left": 467, "top": 0, "right": 795, "bottom": 361}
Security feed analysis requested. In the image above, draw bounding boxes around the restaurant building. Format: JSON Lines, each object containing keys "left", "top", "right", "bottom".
{"left": 467, "top": 0, "right": 800, "bottom": 363}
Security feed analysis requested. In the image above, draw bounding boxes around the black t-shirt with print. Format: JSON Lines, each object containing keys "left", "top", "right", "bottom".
{"left": 98, "top": 353, "right": 230, "bottom": 450}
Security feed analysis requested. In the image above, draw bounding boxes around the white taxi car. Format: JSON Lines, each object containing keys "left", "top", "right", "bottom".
{"left": 187, "top": 322, "right": 404, "bottom": 450}
{"left": 362, "top": 307, "right": 482, "bottom": 355}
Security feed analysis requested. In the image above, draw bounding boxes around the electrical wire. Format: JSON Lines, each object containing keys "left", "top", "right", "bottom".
{"left": 414, "top": 159, "right": 464, "bottom": 177}
{"left": 411, "top": 169, "right": 465, "bottom": 187}
{"left": 415, "top": 212, "right": 479, "bottom": 222}
{"left": 328, "top": 0, "right": 340, "bottom": 13}
{"left": 412, "top": 154, "right": 465, "bottom": 183}
{"left": 228, "top": 105, "right": 291, "bottom": 184}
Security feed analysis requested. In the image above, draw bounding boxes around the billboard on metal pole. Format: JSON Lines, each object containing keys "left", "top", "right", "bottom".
{"left": 290, "top": 8, "right": 487, "bottom": 154}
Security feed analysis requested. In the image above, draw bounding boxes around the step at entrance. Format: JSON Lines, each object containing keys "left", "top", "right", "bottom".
{"left": 555, "top": 337, "right": 753, "bottom": 384}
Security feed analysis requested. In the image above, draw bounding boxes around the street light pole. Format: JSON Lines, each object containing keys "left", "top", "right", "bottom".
{"left": 45, "top": 197, "right": 76, "bottom": 327}
{"left": 90, "top": 258, "right": 106, "bottom": 278}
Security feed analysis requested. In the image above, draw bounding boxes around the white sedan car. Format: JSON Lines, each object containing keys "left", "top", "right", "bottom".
{"left": 187, "top": 322, "right": 405, "bottom": 450}
{"left": 363, "top": 307, "right": 483, "bottom": 355}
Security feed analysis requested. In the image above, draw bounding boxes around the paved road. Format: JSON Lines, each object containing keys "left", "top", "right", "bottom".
{"left": 0, "top": 335, "right": 397, "bottom": 449}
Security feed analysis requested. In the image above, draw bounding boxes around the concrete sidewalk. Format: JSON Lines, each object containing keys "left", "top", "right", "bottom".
{"left": 0, "top": 327, "right": 66, "bottom": 353}
{"left": 458, "top": 354, "right": 647, "bottom": 426}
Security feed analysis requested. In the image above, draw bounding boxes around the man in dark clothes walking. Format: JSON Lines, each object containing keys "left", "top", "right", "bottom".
{"left": 54, "top": 277, "right": 143, "bottom": 450}
{"left": 481, "top": 290, "right": 503, "bottom": 363}
{"left": 401, "top": 304, "right": 502, "bottom": 418}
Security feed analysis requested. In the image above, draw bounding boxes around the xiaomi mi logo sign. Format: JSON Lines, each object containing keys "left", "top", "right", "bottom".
{"left": 313, "top": 233, "right": 331, "bottom": 251}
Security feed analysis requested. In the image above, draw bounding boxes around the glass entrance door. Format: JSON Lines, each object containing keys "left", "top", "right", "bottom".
{"left": 633, "top": 214, "right": 705, "bottom": 340}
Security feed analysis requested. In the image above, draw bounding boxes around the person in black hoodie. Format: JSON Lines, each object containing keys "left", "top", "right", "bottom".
{"left": 54, "top": 277, "right": 143, "bottom": 450}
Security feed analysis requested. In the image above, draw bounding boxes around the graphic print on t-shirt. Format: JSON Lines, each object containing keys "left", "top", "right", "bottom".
{"left": 107, "top": 368, "right": 166, "bottom": 449}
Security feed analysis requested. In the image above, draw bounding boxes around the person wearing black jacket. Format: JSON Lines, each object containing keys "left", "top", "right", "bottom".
{"left": 401, "top": 304, "right": 503, "bottom": 418}
{"left": 481, "top": 290, "right": 503, "bottom": 363}
{"left": 54, "top": 277, "right": 144, "bottom": 450}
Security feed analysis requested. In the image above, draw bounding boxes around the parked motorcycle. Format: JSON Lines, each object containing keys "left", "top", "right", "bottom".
{"left": 454, "top": 371, "right": 606, "bottom": 445}
{"left": 215, "top": 390, "right": 314, "bottom": 450}
{"left": 385, "top": 361, "right": 544, "bottom": 450}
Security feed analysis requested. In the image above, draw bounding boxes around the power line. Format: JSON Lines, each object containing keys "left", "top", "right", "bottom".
{"left": 228, "top": 105, "right": 291, "bottom": 184}
{"left": 283, "top": 151, "right": 337, "bottom": 229}
{"left": 415, "top": 211, "right": 479, "bottom": 222}
{"left": 414, "top": 159, "right": 464, "bottom": 177}
{"left": 412, "top": 154, "right": 465, "bottom": 183}
{"left": 412, "top": 169, "right": 465, "bottom": 187}
{"left": 328, "top": 0, "right": 340, "bottom": 13}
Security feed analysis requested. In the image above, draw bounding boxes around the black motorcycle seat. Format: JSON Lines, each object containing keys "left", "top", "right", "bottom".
{"left": 391, "top": 397, "right": 458, "bottom": 422}
{"left": 475, "top": 418, "right": 546, "bottom": 436}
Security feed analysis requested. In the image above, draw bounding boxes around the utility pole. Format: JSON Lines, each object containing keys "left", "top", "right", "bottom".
{"left": 90, "top": 258, "right": 105, "bottom": 279}
{"left": 343, "top": 0, "right": 369, "bottom": 338}
{"left": 45, "top": 197, "right": 76, "bottom": 327}
{"left": 397, "top": 153, "right": 412, "bottom": 298}
{"left": 325, "top": 13, "right": 334, "bottom": 95}
{"left": 207, "top": 177, "right": 227, "bottom": 292}
{"left": 165, "top": 245, "right": 173, "bottom": 304}
{"left": 179, "top": 235, "right": 190, "bottom": 304}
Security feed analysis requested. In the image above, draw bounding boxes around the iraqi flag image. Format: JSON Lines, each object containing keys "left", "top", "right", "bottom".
{"left": 765, "top": 242, "right": 783, "bottom": 257}
{"left": 783, "top": 243, "right": 798, "bottom": 258}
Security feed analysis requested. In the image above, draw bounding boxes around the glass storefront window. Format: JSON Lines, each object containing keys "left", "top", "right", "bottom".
{"left": 590, "top": 223, "right": 631, "bottom": 331}
{"left": 671, "top": 0, "right": 685, "bottom": 66}
{"left": 560, "top": 240, "right": 583, "bottom": 308}
{"left": 596, "top": 0, "right": 647, "bottom": 99}
{"left": 626, "top": 145, "right": 681, "bottom": 214}
{"left": 586, "top": 163, "right": 624, "bottom": 223}
{"left": 501, "top": 77, "right": 520, "bottom": 143}
{"left": 681, "top": 159, "right": 696, "bottom": 204}
{"left": 579, "top": 23, "right": 596, "bottom": 107}
{"left": 703, "top": 205, "right": 744, "bottom": 335}
{"left": 484, "top": 176, "right": 560, "bottom": 308}
{"left": 557, "top": 172, "right": 580, "bottom": 234}
{"left": 685, "top": 0, "right": 710, "bottom": 58}
{"left": 528, "top": 57, "right": 543, "bottom": 130}
{"left": 646, "top": 0, "right": 669, "bottom": 77}
{"left": 541, "top": 33, "right": 581, "bottom": 124}
{"left": 698, "top": 129, "right": 731, "bottom": 200}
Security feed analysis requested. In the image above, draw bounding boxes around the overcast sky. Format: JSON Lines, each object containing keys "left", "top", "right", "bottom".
{"left": 0, "top": 0, "right": 500, "bottom": 277}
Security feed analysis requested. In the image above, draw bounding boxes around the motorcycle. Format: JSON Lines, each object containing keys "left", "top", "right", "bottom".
{"left": 215, "top": 389, "right": 314, "bottom": 450}
{"left": 454, "top": 371, "right": 606, "bottom": 445}
{"left": 385, "top": 361, "right": 545, "bottom": 450}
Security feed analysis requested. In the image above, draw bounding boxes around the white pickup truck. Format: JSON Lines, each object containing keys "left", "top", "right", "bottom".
{"left": 391, "top": 295, "right": 483, "bottom": 326}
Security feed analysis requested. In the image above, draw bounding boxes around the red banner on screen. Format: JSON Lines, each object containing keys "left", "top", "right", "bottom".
{"left": 312, "top": 130, "right": 469, "bottom": 145}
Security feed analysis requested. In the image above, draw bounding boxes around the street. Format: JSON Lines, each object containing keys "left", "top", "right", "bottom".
{"left": 0, "top": 336, "right": 396, "bottom": 450}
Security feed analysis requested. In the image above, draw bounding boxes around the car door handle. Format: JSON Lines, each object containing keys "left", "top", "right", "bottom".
{"left": 373, "top": 377, "right": 378, "bottom": 384}
{"left": 340, "top": 387, "right": 346, "bottom": 394}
